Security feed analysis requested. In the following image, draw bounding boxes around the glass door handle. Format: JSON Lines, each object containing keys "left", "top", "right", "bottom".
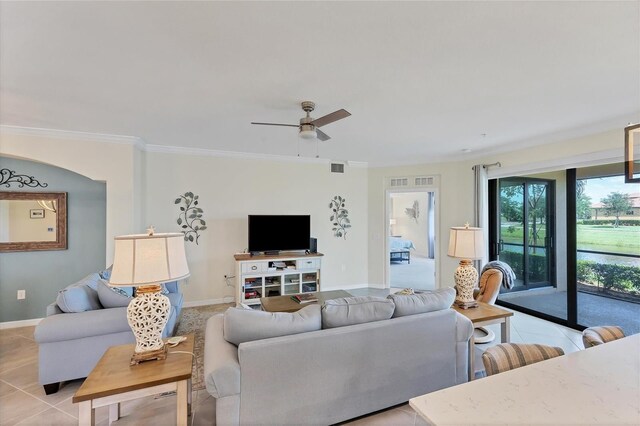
{"left": 499, "top": 239, "right": 504, "bottom": 252}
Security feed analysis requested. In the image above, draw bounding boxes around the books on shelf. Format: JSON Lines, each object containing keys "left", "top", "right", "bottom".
{"left": 291, "top": 293, "right": 318, "bottom": 304}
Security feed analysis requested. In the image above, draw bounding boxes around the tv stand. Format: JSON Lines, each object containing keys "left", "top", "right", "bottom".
{"left": 234, "top": 252, "right": 323, "bottom": 307}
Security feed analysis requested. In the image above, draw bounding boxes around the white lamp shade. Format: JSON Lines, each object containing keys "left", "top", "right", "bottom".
{"left": 447, "top": 226, "right": 485, "bottom": 260}
{"left": 109, "top": 232, "right": 190, "bottom": 286}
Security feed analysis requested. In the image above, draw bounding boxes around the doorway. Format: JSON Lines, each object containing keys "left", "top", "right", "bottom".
{"left": 386, "top": 190, "right": 436, "bottom": 290}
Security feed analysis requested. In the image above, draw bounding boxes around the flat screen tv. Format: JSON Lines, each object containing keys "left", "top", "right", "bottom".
{"left": 248, "top": 215, "right": 310, "bottom": 254}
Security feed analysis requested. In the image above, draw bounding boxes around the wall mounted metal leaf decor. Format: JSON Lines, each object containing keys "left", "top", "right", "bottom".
{"left": 0, "top": 168, "right": 48, "bottom": 188}
{"left": 405, "top": 200, "right": 419, "bottom": 223}
{"left": 175, "top": 192, "right": 207, "bottom": 244}
{"left": 329, "top": 195, "right": 351, "bottom": 239}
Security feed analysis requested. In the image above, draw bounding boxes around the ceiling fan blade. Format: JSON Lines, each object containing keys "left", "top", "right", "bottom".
{"left": 316, "top": 128, "right": 331, "bottom": 141}
{"left": 251, "top": 122, "right": 299, "bottom": 127}
{"left": 310, "top": 109, "right": 351, "bottom": 128}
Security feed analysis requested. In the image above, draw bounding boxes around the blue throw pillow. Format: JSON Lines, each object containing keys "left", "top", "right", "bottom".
{"left": 97, "top": 279, "right": 133, "bottom": 308}
{"left": 98, "top": 265, "right": 113, "bottom": 281}
{"left": 56, "top": 273, "right": 103, "bottom": 313}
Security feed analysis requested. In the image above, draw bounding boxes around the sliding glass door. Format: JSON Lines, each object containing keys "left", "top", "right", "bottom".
{"left": 490, "top": 166, "right": 639, "bottom": 332}
{"left": 497, "top": 178, "right": 555, "bottom": 289}
{"left": 491, "top": 176, "right": 561, "bottom": 319}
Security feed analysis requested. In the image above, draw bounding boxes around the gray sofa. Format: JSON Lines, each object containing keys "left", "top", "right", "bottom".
{"left": 34, "top": 272, "right": 183, "bottom": 394}
{"left": 204, "top": 289, "right": 473, "bottom": 425}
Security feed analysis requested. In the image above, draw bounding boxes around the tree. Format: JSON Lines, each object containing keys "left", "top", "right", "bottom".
{"left": 600, "top": 192, "right": 632, "bottom": 227}
{"left": 501, "top": 183, "right": 547, "bottom": 250}
{"left": 576, "top": 179, "right": 592, "bottom": 220}
{"left": 576, "top": 192, "right": 592, "bottom": 220}
{"left": 500, "top": 195, "right": 523, "bottom": 222}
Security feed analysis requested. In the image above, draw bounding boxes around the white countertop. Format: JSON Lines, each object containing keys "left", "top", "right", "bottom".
{"left": 410, "top": 334, "right": 640, "bottom": 425}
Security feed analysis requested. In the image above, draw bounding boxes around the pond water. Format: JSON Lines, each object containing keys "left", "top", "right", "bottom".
{"left": 577, "top": 251, "right": 640, "bottom": 267}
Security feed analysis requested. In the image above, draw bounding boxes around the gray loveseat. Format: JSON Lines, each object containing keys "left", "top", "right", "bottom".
{"left": 34, "top": 271, "right": 183, "bottom": 394}
{"left": 204, "top": 288, "right": 473, "bottom": 425}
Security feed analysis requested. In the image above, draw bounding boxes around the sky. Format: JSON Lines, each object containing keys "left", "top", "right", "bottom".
{"left": 581, "top": 175, "right": 640, "bottom": 203}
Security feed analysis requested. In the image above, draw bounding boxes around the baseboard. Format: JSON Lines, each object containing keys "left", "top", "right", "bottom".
{"left": 183, "top": 297, "right": 235, "bottom": 308}
{"left": 0, "top": 318, "right": 42, "bottom": 330}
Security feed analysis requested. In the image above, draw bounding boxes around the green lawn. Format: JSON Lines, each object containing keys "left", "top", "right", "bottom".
{"left": 500, "top": 224, "right": 640, "bottom": 255}
{"left": 576, "top": 225, "right": 640, "bottom": 255}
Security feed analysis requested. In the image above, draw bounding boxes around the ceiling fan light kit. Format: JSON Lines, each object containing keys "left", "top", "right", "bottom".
{"left": 251, "top": 101, "right": 351, "bottom": 143}
{"left": 299, "top": 124, "right": 317, "bottom": 140}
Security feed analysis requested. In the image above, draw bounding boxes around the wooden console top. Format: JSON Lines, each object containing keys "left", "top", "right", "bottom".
{"left": 234, "top": 252, "right": 324, "bottom": 261}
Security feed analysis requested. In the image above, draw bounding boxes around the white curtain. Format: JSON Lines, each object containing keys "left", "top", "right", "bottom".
{"left": 473, "top": 165, "right": 489, "bottom": 270}
{"left": 427, "top": 192, "right": 435, "bottom": 259}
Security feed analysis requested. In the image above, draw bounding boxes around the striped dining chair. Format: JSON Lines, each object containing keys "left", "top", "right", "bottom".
{"left": 482, "top": 343, "right": 565, "bottom": 376}
{"left": 582, "top": 326, "right": 625, "bottom": 349}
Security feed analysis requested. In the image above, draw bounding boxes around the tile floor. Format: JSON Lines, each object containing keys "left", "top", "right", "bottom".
{"left": 0, "top": 306, "right": 584, "bottom": 426}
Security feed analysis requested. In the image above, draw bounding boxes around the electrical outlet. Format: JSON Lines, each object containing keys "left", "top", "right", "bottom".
{"left": 17, "top": 290, "right": 26, "bottom": 300}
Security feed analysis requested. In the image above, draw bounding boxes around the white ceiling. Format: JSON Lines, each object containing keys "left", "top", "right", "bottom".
{"left": 1, "top": 1, "right": 639, "bottom": 166}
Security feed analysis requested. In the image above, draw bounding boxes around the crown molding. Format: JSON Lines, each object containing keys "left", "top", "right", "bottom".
{"left": 487, "top": 148, "right": 623, "bottom": 179}
{"left": 0, "top": 125, "right": 146, "bottom": 150}
{"left": 0, "top": 124, "right": 369, "bottom": 167}
{"left": 145, "top": 144, "right": 369, "bottom": 167}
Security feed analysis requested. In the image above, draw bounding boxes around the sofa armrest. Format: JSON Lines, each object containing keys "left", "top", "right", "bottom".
{"left": 204, "top": 314, "right": 240, "bottom": 399}
{"left": 454, "top": 311, "right": 473, "bottom": 384}
{"left": 35, "top": 307, "right": 130, "bottom": 343}
{"left": 455, "top": 312, "right": 473, "bottom": 342}
{"left": 46, "top": 302, "right": 63, "bottom": 317}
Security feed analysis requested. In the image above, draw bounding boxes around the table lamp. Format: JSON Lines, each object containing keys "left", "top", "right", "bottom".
{"left": 109, "top": 227, "right": 190, "bottom": 364}
{"left": 447, "top": 223, "right": 484, "bottom": 309}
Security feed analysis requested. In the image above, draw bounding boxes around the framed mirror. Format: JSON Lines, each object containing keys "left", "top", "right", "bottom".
{"left": 625, "top": 123, "right": 640, "bottom": 183}
{"left": 0, "top": 192, "right": 67, "bottom": 252}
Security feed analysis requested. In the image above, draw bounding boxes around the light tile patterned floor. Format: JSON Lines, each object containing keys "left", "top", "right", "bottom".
{"left": 0, "top": 305, "right": 583, "bottom": 425}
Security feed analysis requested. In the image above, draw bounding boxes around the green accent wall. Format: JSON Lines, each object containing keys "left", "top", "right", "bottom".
{"left": 0, "top": 156, "right": 106, "bottom": 322}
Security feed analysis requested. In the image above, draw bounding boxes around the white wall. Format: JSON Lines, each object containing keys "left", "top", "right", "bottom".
{"left": 143, "top": 152, "right": 369, "bottom": 304}
{"left": 368, "top": 128, "right": 625, "bottom": 289}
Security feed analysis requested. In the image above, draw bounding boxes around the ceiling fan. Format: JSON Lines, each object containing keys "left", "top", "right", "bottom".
{"left": 251, "top": 101, "right": 351, "bottom": 141}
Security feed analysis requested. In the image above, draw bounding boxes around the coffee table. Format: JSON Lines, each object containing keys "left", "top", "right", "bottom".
{"left": 73, "top": 334, "right": 194, "bottom": 426}
{"left": 260, "top": 290, "right": 352, "bottom": 313}
{"left": 452, "top": 302, "right": 513, "bottom": 381}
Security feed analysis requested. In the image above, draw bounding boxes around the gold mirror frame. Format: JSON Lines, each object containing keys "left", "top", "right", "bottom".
{"left": 625, "top": 123, "right": 640, "bottom": 183}
{"left": 0, "top": 191, "right": 67, "bottom": 252}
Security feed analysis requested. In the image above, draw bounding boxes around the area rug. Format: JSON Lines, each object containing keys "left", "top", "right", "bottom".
{"left": 175, "top": 303, "right": 234, "bottom": 390}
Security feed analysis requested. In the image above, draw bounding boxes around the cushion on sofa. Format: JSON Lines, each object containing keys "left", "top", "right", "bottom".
{"left": 97, "top": 279, "right": 133, "bottom": 308}
{"left": 388, "top": 287, "right": 456, "bottom": 318}
{"left": 223, "top": 304, "right": 321, "bottom": 346}
{"left": 322, "top": 296, "right": 395, "bottom": 329}
{"left": 98, "top": 265, "right": 113, "bottom": 280}
{"left": 56, "top": 273, "right": 103, "bottom": 313}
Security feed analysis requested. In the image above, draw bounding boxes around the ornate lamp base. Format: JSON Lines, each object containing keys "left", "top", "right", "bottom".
{"left": 454, "top": 259, "right": 479, "bottom": 309}
{"left": 126, "top": 284, "right": 171, "bottom": 365}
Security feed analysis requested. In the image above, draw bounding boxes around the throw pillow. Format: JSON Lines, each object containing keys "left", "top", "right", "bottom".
{"left": 223, "top": 304, "right": 321, "bottom": 346}
{"left": 396, "top": 288, "right": 415, "bottom": 295}
{"left": 388, "top": 287, "right": 456, "bottom": 318}
{"left": 97, "top": 279, "right": 133, "bottom": 308}
{"left": 322, "top": 296, "right": 395, "bottom": 329}
{"left": 56, "top": 273, "right": 103, "bottom": 313}
{"left": 98, "top": 265, "right": 113, "bottom": 281}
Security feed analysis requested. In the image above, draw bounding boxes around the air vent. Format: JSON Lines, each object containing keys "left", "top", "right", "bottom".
{"left": 415, "top": 177, "right": 434, "bottom": 186}
{"left": 331, "top": 163, "right": 345, "bottom": 173}
{"left": 390, "top": 178, "right": 409, "bottom": 187}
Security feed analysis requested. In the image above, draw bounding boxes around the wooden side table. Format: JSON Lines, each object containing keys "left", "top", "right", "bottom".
{"left": 452, "top": 302, "right": 513, "bottom": 381}
{"left": 72, "top": 334, "right": 194, "bottom": 426}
